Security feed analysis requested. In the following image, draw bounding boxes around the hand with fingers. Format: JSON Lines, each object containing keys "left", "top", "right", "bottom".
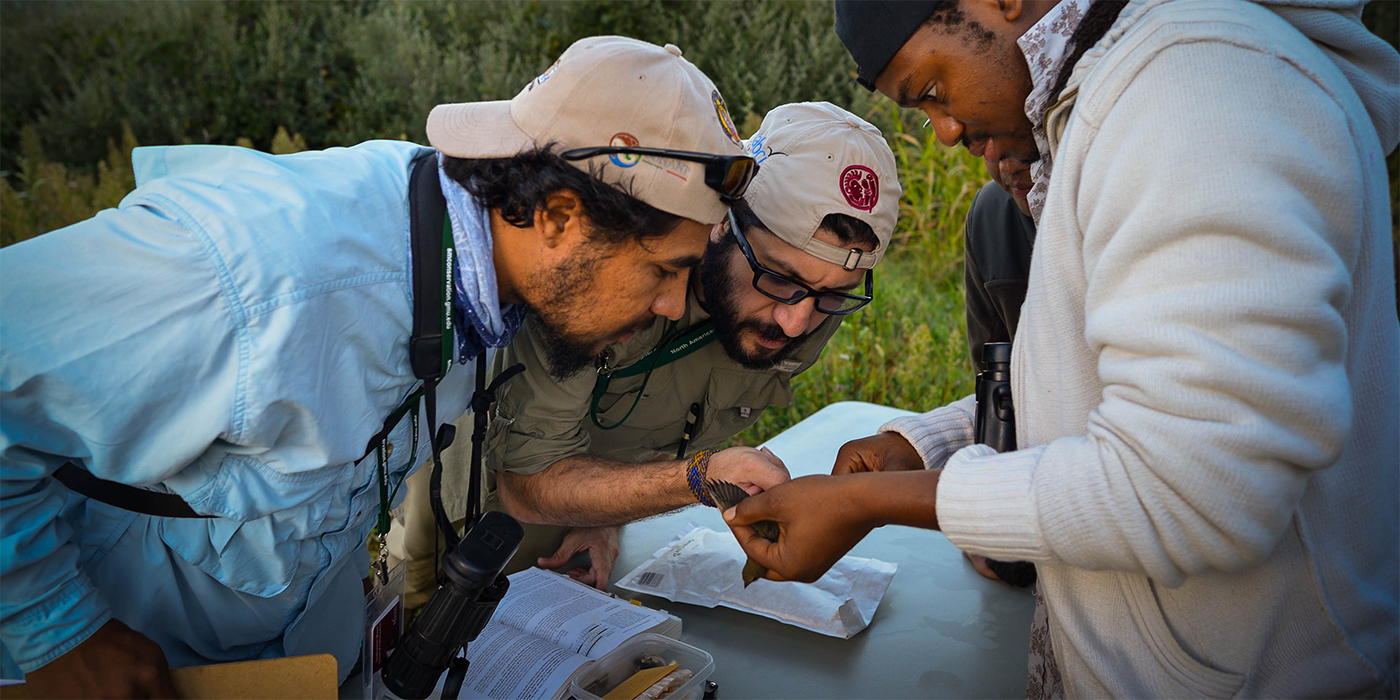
{"left": 830, "top": 432, "right": 924, "bottom": 475}
{"left": 704, "top": 445, "right": 790, "bottom": 495}
{"left": 720, "top": 473, "right": 883, "bottom": 583}
{"left": 23, "top": 619, "right": 178, "bottom": 699}
{"left": 700, "top": 479, "right": 778, "bottom": 586}
{"left": 538, "top": 525, "right": 621, "bottom": 590}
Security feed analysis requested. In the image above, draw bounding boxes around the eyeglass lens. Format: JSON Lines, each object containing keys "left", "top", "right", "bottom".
{"left": 754, "top": 273, "right": 866, "bottom": 313}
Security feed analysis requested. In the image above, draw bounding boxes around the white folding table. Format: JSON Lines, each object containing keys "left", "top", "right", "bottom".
{"left": 610, "top": 401, "right": 1036, "bottom": 699}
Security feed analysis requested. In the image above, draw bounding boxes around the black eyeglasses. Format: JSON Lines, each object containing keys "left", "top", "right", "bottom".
{"left": 561, "top": 146, "right": 757, "bottom": 203}
{"left": 727, "top": 208, "right": 874, "bottom": 315}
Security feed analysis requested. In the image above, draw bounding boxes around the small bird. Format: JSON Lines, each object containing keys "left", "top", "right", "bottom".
{"left": 704, "top": 479, "right": 779, "bottom": 587}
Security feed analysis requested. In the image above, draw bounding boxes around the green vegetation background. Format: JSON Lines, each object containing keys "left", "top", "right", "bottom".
{"left": 2, "top": 0, "right": 1396, "bottom": 446}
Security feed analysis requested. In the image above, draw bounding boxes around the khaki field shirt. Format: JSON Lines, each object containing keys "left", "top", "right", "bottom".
{"left": 483, "top": 284, "right": 842, "bottom": 479}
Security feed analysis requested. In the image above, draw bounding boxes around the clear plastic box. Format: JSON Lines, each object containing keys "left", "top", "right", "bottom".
{"left": 568, "top": 633, "right": 715, "bottom": 700}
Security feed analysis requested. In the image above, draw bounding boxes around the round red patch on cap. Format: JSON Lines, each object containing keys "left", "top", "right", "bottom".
{"left": 840, "top": 165, "right": 879, "bottom": 212}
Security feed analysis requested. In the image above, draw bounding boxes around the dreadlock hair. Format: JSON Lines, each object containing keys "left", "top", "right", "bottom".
{"left": 1044, "top": 1, "right": 1128, "bottom": 115}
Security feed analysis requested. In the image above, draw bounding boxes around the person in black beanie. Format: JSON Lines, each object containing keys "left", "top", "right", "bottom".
{"left": 723, "top": 0, "right": 1400, "bottom": 697}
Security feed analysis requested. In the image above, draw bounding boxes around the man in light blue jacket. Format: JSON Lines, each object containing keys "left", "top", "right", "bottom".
{"left": 0, "top": 36, "right": 770, "bottom": 696}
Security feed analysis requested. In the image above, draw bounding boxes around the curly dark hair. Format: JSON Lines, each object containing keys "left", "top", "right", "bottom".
{"left": 440, "top": 146, "right": 683, "bottom": 247}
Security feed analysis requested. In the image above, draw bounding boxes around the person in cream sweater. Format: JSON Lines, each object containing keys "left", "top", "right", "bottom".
{"left": 724, "top": 0, "right": 1399, "bottom": 695}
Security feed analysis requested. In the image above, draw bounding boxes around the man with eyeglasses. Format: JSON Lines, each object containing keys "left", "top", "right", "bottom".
{"left": 0, "top": 36, "right": 755, "bottom": 696}
{"left": 386, "top": 102, "right": 900, "bottom": 599}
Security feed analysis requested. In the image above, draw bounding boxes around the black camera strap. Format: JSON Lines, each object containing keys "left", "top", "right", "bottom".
{"left": 51, "top": 462, "right": 212, "bottom": 518}
{"left": 410, "top": 154, "right": 524, "bottom": 556}
{"left": 368, "top": 152, "right": 454, "bottom": 584}
{"left": 400, "top": 153, "right": 531, "bottom": 582}
{"left": 383, "top": 153, "right": 523, "bottom": 583}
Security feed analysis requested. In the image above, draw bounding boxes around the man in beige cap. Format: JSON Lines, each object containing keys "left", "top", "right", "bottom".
{"left": 387, "top": 101, "right": 901, "bottom": 599}
{"left": 0, "top": 36, "right": 756, "bottom": 695}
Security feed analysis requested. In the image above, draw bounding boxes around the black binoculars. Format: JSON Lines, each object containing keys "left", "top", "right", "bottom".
{"left": 381, "top": 510, "right": 524, "bottom": 700}
{"left": 974, "top": 342, "right": 1016, "bottom": 453}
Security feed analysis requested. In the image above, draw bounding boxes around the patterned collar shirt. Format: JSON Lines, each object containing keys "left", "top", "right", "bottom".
{"left": 1017, "top": 0, "right": 1089, "bottom": 223}
{"left": 1014, "top": 3, "right": 1089, "bottom": 697}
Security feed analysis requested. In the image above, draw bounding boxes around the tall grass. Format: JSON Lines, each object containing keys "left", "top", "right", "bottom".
{"left": 0, "top": 124, "right": 136, "bottom": 248}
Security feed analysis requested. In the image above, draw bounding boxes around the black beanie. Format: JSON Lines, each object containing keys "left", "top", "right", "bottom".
{"left": 834, "top": 0, "right": 947, "bottom": 90}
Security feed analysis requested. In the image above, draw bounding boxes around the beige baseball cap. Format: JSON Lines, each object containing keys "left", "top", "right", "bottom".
{"left": 741, "top": 102, "right": 901, "bottom": 269}
{"left": 427, "top": 36, "right": 748, "bottom": 225}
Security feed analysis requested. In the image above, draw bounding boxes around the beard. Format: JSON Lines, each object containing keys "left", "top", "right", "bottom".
{"left": 699, "top": 236, "right": 811, "bottom": 370}
{"left": 526, "top": 248, "right": 642, "bottom": 382}
{"left": 532, "top": 315, "right": 604, "bottom": 382}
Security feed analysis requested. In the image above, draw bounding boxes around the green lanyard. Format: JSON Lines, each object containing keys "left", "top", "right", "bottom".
{"left": 590, "top": 320, "right": 716, "bottom": 430}
{"left": 372, "top": 216, "right": 455, "bottom": 585}
{"left": 376, "top": 412, "right": 419, "bottom": 529}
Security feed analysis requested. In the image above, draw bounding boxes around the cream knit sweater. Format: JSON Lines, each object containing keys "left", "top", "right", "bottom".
{"left": 883, "top": 0, "right": 1399, "bottom": 695}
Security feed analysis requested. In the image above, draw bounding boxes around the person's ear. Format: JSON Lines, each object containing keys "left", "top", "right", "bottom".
{"left": 709, "top": 221, "right": 726, "bottom": 244}
{"left": 534, "top": 189, "right": 586, "bottom": 249}
{"left": 998, "top": 0, "right": 1025, "bottom": 22}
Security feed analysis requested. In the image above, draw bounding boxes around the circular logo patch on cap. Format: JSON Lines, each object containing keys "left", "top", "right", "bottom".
{"left": 840, "top": 165, "right": 879, "bottom": 212}
{"left": 608, "top": 132, "right": 641, "bottom": 168}
{"left": 528, "top": 59, "right": 560, "bottom": 92}
{"left": 711, "top": 90, "right": 742, "bottom": 146}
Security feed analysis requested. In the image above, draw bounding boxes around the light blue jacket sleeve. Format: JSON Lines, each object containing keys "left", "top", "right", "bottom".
{"left": 0, "top": 202, "right": 238, "bottom": 671}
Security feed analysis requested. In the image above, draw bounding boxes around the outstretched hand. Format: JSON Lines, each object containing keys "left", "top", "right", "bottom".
{"left": 721, "top": 473, "right": 880, "bottom": 583}
{"left": 538, "top": 525, "right": 621, "bottom": 590}
{"left": 23, "top": 618, "right": 178, "bottom": 699}
{"left": 831, "top": 432, "right": 924, "bottom": 475}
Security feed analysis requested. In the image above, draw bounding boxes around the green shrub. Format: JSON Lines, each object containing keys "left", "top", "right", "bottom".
{"left": 1, "top": 2, "right": 356, "bottom": 172}
{"left": 0, "top": 123, "right": 136, "bottom": 247}
{"left": 0, "top": 122, "right": 307, "bottom": 246}
{"left": 0, "top": 1, "right": 867, "bottom": 173}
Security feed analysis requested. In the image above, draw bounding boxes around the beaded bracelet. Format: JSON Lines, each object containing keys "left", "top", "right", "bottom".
{"left": 685, "top": 449, "right": 719, "bottom": 507}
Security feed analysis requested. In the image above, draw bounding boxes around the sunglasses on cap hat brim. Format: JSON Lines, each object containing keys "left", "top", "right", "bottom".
{"left": 561, "top": 146, "right": 758, "bottom": 204}
{"left": 726, "top": 208, "right": 874, "bottom": 316}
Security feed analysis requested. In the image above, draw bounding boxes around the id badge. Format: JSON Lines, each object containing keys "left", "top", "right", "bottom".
{"left": 363, "top": 559, "right": 406, "bottom": 699}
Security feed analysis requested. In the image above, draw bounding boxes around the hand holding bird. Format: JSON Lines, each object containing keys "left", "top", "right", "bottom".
{"left": 702, "top": 478, "right": 778, "bottom": 586}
